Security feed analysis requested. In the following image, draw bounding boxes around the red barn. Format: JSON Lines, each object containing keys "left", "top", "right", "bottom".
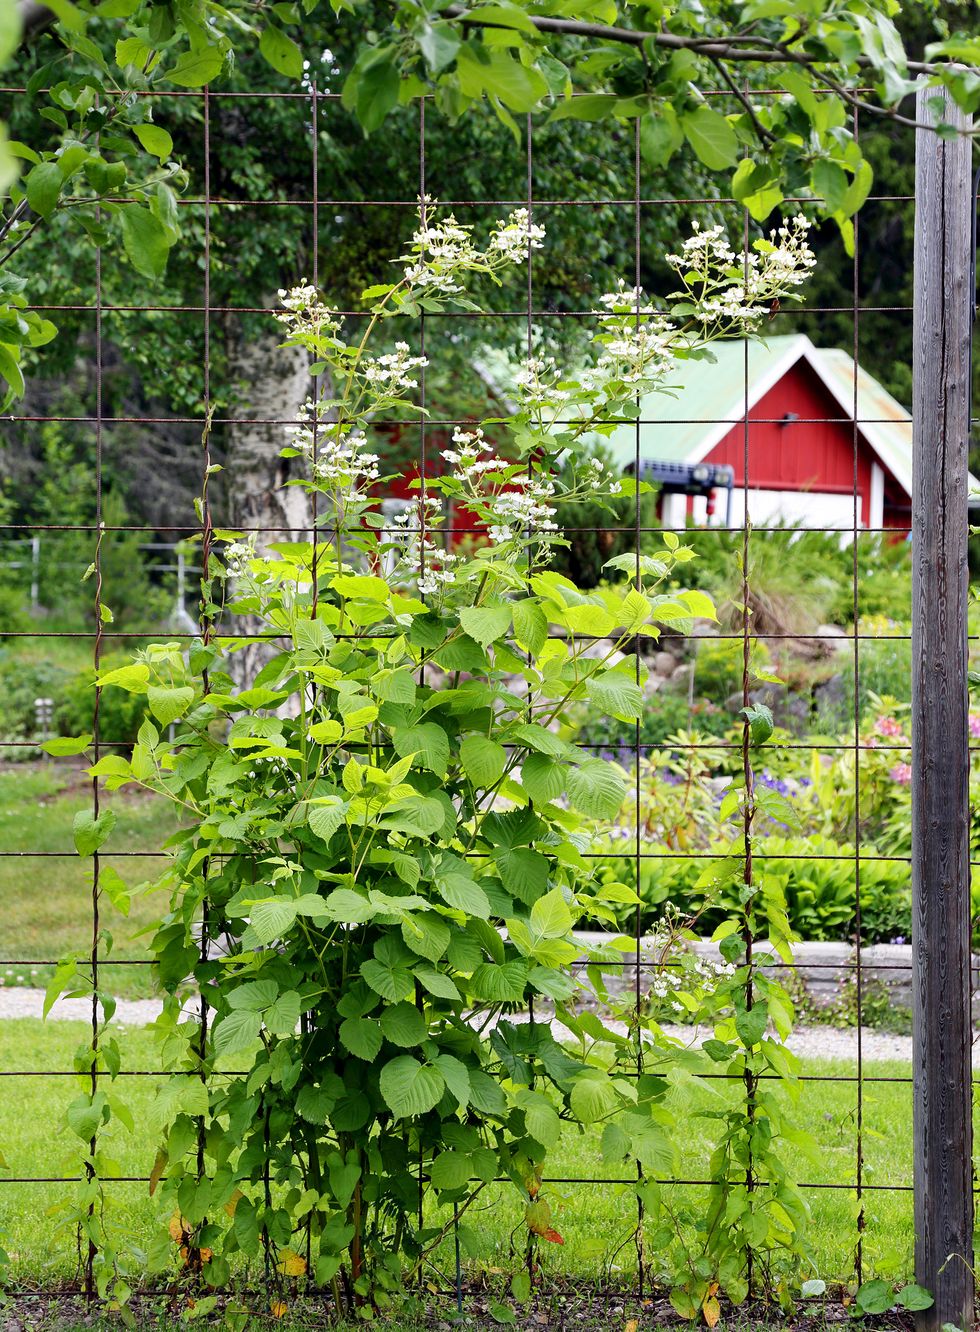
{"left": 604, "top": 334, "right": 926, "bottom": 534}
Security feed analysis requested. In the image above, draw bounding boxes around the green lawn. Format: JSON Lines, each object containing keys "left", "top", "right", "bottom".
{"left": 0, "top": 1019, "right": 917, "bottom": 1293}
{"left": 0, "top": 761, "right": 179, "bottom": 999}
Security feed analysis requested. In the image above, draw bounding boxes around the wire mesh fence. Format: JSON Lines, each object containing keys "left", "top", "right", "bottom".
{"left": 0, "top": 77, "right": 959, "bottom": 1309}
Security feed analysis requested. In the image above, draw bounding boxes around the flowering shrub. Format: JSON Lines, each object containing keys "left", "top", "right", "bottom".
{"left": 48, "top": 203, "right": 822, "bottom": 1317}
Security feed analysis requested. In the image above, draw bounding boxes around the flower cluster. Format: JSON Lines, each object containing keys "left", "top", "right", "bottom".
{"left": 665, "top": 214, "right": 816, "bottom": 331}
{"left": 390, "top": 495, "right": 462, "bottom": 596}
{"left": 275, "top": 282, "right": 341, "bottom": 338}
{"left": 359, "top": 342, "right": 428, "bottom": 395}
{"left": 286, "top": 398, "right": 380, "bottom": 498}
{"left": 402, "top": 198, "right": 547, "bottom": 297}
{"left": 223, "top": 537, "right": 257, "bottom": 581}
{"left": 488, "top": 208, "right": 545, "bottom": 263}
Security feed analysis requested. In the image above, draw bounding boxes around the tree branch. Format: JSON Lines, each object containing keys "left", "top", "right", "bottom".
{"left": 442, "top": 5, "right": 954, "bottom": 79}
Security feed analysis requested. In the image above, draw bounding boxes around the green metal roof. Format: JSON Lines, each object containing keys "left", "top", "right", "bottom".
{"left": 602, "top": 335, "right": 806, "bottom": 470}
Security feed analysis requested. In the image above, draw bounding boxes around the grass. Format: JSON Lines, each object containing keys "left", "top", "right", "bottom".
{"left": 0, "top": 761, "right": 179, "bottom": 999}
{"left": 0, "top": 1018, "right": 918, "bottom": 1294}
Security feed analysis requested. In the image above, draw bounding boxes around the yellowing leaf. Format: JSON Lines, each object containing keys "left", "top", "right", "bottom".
{"left": 270, "top": 1299, "right": 289, "bottom": 1318}
{"left": 278, "top": 1247, "right": 307, "bottom": 1276}
{"left": 703, "top": 1290, "right": 721, "bottom": 1328}
{"left": 224, "top": 1188, "right": 243, "bottom": 1217}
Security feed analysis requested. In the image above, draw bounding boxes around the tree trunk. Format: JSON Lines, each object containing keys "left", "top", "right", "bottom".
{"left": 224, "top": 316, "right": 314, "bottom": 687}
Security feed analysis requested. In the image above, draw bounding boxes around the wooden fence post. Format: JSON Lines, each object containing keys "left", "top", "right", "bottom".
{"left": 912, "top": 84, "right": 974, "bottom": 1332}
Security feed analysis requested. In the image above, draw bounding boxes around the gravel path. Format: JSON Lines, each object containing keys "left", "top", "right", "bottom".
{"left": 0, "top": 986, "right": 165, "bottom": 1025}
{"left": 0, "top": 987, "right": 917, "bottom": 1059}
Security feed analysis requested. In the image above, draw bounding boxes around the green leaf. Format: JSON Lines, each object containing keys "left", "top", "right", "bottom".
{"left": 26, "top": 160, "right": 61, "bottom": 219}
{"left": 569, "top": 1073, "right": 618, "bottom": 1124}
{"left": 379, "top": 1056, "right": 445, "bottom": 1119}
{"left": 343, "top": 45, "right": 400, "bottom": 134}
{"left": 307, "top": 796, "right": 348, "bottom": 843}
{"left": 496, "top": 847, "right": 548, "bottom": 905}
{"left": 380, "top": 1002, "right": 427, "bottom": 1047}
{"left": 413, "top": 965, "right": 461, "bottom": 1002}
{"left": 681, "top": 106, "right": 738, "bottom": 170}
{"left": 470, "top": 961, "right": 527, "bottom": 1002}
{"left": 249, "top": 898, "right": 298, "bottom": 944}
{"left": 339, "top": 1016, "right": 384, "bottom": 1061}
{"left": 735, "top": 1004, "right": 768, "bottom": 1048}
{"left": 167, "top": 46, "right": 225, "bottom": 87}
{"left": 739, "top": 702, "right": 774, "bottom": 746}
{"left": 518, "top": 1091, "right": 561, "bottom": 1147}
{"left": 855, "top": 1280, "right": 894, "bottom": 1316}
{"left": 401, "top": 912, "right": 451, "bottom": 963}
{"left": 520, "top": 753, "right": 564, "bottom": 805}
{"left": 393, "top": 723, "right": 450, "bottom": 778}
{"left": 147, "top": 685, "right": 194, "bottom": 726}
{"left": 585, "top": 672, "right": 643, "bottom": 721}
{"left": 259, "top": 24, "right": 303, "bottom": 78}
{"left": 437, "top": 873, "right": 492, "bottom": 920}
{"left": 529, "top": 888, "right": 572, "bottom": 939}
{"left": 811, "top": 158, "right": 847, "bottom": 213}
{"left": 213, "top": 1009, "right": 262, "bottom": 1055}
{"left": 456, "top": 47, "right": 547, "bottom": 113}
{"left": 41, "top": 734, "right": 92, "bottom": 756}
{"left": 67, "top": 1093, "right": 104, "bottom": 1141}
{"left": 361, "top": 941, "right": 415, "bottom": 1002}
{"left": 119, "top": 205, "right": 171, "bottom": 280}
{"left": 460, "top": 734, "right": 506, "bottom": 787}
{"left": 565, "top": 760, "right": 626, "bottom": 820}
{"left": 266, "top": 990, "right": 300, "bottom": 1035}
{"left": 459, "top": 603, "right": 511, "bottom": 647}
{"left": 133, "top": 123, "right": 173, "bottom": 160}
{"left": 512, "top": 599, "right": 547, "bottom": 655}
{"left": 429, "top": 1150, "right": 471, "bottom": 1190}
{"left": 896, "top": 1285, "right": 933, "bottom": 1312}
{"left": 73, "top": 809, "right": 117, "bottom": 856}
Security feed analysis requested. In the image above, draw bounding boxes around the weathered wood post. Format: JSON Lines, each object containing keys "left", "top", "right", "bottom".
{"left": 912, "top": 84, "right": 974, "bottom": 1332}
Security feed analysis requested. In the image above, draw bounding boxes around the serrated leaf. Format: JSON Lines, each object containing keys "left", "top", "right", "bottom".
{"left": 460, "top": 734, "right": 506, "bottom": 787}
{"left": 147, "top": 685, "right": 194, "bottom": 725}
{"left": 307, "top": 796, "right": 347, "bottom": 843}
{"left": 339, "top": 1016, "right": 384, "bottom": 1061}
{"left": 167, "top": 46, "right": 225, "bottom": 87}
{"left": 529, "top": 888, "right": 572, "bottom": 939}
{"left": 213, "top": 1009, "right": 262, "bottom": 1055}
{"left": 459, "top": 603, "right": 511, "bottom": 647}
{"left": 565, "top": 760, "right": 626, "bottom": 820}
{"left": 41, "top": 734, "right": 92, "bottom": 756}
{"left": 585, "top": 672, "right": 643, "bottom": 720}
{"left": 249, "top": 898, "right": 298, "bottom": 944}
{"left": 681, "top": 106, "right": 738, "bottom": 170}
{"left": 393, "top": 723, "right": 449, "bottom": 777}
{"left": 380, "top": 1001, "right": 427, "bottom": 1047}
{"left": 512, "top": 599, "right": 547, "bottom": 655}
{"left": 379, "top": 1056, "right": 445, "bottom": 1119}
{"left": 73, "top": 809, "right": 117, "bottom": 856}
{"left": 569, "top": 1073, "right": 618, "bottom": 1124}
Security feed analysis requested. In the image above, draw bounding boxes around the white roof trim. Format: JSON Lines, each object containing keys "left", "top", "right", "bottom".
{"left": 683, "top": 333, "right": 914, "bottom": 499}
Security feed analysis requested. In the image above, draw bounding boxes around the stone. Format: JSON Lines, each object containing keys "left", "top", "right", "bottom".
{"left": 653, "top": 650, "right": 679, "bottom": 678}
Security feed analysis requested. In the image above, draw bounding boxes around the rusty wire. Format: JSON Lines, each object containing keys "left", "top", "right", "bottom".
{"left": 0, "top": 78, "right": 928, "bottom": 1301}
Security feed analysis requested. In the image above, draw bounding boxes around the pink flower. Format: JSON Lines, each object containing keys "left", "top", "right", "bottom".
{"left": 969, "top": 713, "right": 980, "bottom": 739}
{"left": 875, "top": 716, "right": 904, "bottom": 738}
{"left": 889, "top": 762, "right": 912, "bottom": 785}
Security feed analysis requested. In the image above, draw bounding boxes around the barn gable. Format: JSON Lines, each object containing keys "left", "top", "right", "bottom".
{"left": 601, "top": 333, "right": 938, "bottom": 531}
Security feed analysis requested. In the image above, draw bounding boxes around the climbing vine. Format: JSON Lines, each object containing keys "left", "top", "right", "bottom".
{"left": 47, "top": 203, "right": 827, "bottom": 1319}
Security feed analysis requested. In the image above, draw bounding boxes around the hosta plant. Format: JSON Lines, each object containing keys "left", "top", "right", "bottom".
{"left": 50, "top": 203, "right": 820, "bottom": 1318}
